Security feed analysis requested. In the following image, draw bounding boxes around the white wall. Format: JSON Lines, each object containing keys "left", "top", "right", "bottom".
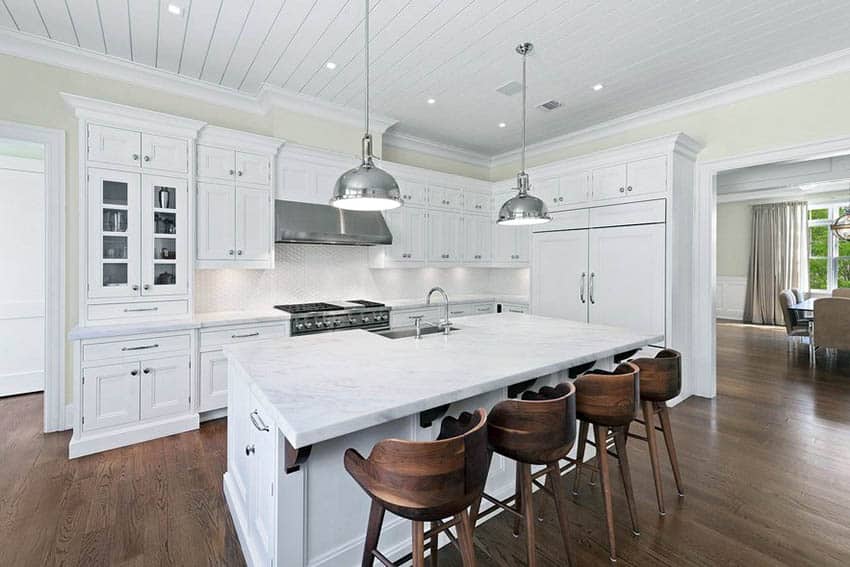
{"left": 0, "top": 149, "right": 45, "bottom": 395}
{"left": 194, "top": 245, "right": 528, "bottom": 312}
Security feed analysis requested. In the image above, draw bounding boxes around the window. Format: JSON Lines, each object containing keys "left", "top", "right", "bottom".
{"left": 808, "top": 205, "right": 850, "bottom": 290}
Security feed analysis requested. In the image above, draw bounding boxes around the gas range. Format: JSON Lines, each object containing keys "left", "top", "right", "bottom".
{"left": 274, "top": 300, "right": 391, "bottom": 336}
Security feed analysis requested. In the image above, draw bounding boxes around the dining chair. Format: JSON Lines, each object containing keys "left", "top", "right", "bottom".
{"left": 832, "top": 288, "right": 850, "bottom": 298}
{"left": 813, "top": 298, "right": 850, "bottom": 367}
{"left": 778, "top": 290, "right": 810, "bottom": 342}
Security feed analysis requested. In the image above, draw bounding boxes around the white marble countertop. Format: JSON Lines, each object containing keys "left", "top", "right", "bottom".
{"left": 225, "top": 314, "right": 661, "bottom": 449}
{"left": 383, "top": 294, "right": 529, "bottom": 309}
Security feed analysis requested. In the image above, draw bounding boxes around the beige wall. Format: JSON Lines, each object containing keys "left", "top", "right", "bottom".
{"left": 716, "top": 203, "right": 752, "bottom": 277}
{"left": 382, "top": 145, "right": 490, "bottom": 180}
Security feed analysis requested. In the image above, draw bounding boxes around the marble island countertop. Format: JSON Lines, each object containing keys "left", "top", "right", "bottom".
{"left": 225, "top": 313, "right": 661, "bottom": 449}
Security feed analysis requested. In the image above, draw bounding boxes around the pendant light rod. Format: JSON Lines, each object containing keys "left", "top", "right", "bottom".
{"left": 364, "top": 0, "right": 370, "bottom": 138}
{"left": 518, "top": 42, "right": 530, "bottom": 175}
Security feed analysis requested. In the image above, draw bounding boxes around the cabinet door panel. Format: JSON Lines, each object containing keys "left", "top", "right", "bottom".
{"left": 591, "top": 164, "right": 628, "bottom": 201}
{"left": 465, "top": 215, "right": 492, "bottom": 262}
{"left": 142, "top": 134, "right": 188, "bottom": 173}
{"left": 199, "top": 351, "right": 228, "bottom": 412}
{"left": 381, "top": 207, "right": 406, "bottom": 261}
{"left": 82, "top": 362, "right": 140, "bottom": 431}
{"left": 559, "top": 171, "right": 590, "bottom": 205}
{"left": 534, "top": 177, "right": 560, "bottom": 210}
{"left": 236, "top": 152, "right": 271, "bottom": 187}
{"left": 279, "top": 163, "right": 313, "bottom": 203}
{"left": 396, "top": 178, "right": 428, "bottom": 207}
{"left": 531, "top": 230, "right": 589, "bottom": 322}
{"left": 408, "top": 208, "right": 429, "bottom": 262}
{"left": 228, "top": 367, "right": 252, "bottom": 512}
{"left": 197, "top": 182, "right": 236, "bottom": 260}
{"left": 493, "top": 223, "right": 516, "bottom": 264}
{"left": 235, "top": 187, "right": 271, "bottom": 262}
{"left": 626, "top": 156, "right": 667, "bottom": 196}
{"left": 514, "top": 226, "right": 531, "bottom": 263}
{"left": 464, "top": 191, "right": 490, "bottom": 213}
{"left": 249, "top": 400, "right": 277, "bottom": 567}
{"left": 198, "top": 146, "right": 236, "bottom": 181}
{"left": 88, "top": 169, "right": 142, "bottom": 299}
{"left": 139, "top": 355, "right": 191, "bottom": 420}
{"left": 87, "top": 124, "right": 141, "bottom": 168}
{"left": 142, "top": 175, "right": 188, "bottom": 296}
{"left": 588, "top": 223, "right": 665, "bottom": 337}
{"left": 429, "top": 185, "right": 462, "bottom": 209}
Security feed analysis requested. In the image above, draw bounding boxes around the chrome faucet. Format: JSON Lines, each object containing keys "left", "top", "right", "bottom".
{"left": 426, "top": 286, "right": 452, "bottom": 335}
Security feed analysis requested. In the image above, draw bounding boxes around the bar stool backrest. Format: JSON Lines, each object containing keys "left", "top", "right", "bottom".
{"left": 487, "top": 382, "right": 577, "bottom": 465}
{"left": 630, "top": 349, "right": 681, "bottom": 402}
{"left": 574, "top": 362, "right": 640, "bottom": 427}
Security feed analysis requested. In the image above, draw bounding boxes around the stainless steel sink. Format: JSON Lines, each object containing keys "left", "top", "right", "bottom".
{"left": 373, "top": 326, "right": 459, "bottom": 339}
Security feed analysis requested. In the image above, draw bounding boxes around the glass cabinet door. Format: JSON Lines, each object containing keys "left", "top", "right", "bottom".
{"left": 141, "top": 175, "right": 187, "bottom": 296}
{"left": 88, "top": 169, "right": 141, "bottom": 298}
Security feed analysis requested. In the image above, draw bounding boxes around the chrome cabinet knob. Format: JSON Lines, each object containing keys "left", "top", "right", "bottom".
{"left": 130, "top": 369, "right": 138, "bottom": 376}
{"left": 245, "top": 444, "right": 255, "bottom": 456}
{"left": 132, "top": 153, "right": 139, "bottom": 161}
{"left": 143, "top": 284, "right": 150, "bottom": 290}
{"left": 627, "top": 185, "right": 633, "bottom": 192}
{"left": 229, "top": 169, "right": 235, "bottom": 175}
{"left": 237, "top": 250, "right": 243, "bottom": 255}
{"left": 132, "top": 284, "right": 139, "bottom": 291}
{"left": 559, "top": 196, "right": 564, "bottom": 201}
{"left": 237, "top": 170, "right": 243, "bottom": 176}
{"left": 619, "top": 187, "right": 625, "bottom": 193}
{"left": 143, "top": 155, "right": 151, "bottom": 162}
{"left": 228, "top": 249, "right": 234, "bottom": 255}
{"left": 143, "top": 368, "right": 151, "bottom": 374}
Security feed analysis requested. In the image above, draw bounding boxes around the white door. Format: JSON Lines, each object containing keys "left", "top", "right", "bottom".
{"left": 87, "top": 124, "right": 141, "bottom": 168}
{"left": 198, "top": 146, "right": 236, "bottom": 181}
{"left": 249, "top": 400, "right": 277, "bottom": 567}
{"left": 559, "top": 171, "right": 590, "bottom": 205}
{"left": 88, "top": 168, "right": 142, "bottom": 299}
{"left": 591, "top": 164, "right": 628, "bottom": 200}
{"left": 236, "top": 152, "right": 271, "bottom": 187}
{"left": 141, "top": 133, "right": 188, "bottom": 173}
{"left": 626, "top": 156, "right": 667, "bottom": 196}
{"left": 199, "top": 350, "right": 228, "bottom": 412}
{"left": 197, "top": 182, "right": 236, "bottom": 261}
{"left": 588, "top": 223, "right": 666, "bottom": 337}
{"left": 0, "top": 152, "right": 45, "bottom": 396}
{"left": 82, "top": 362, "right": 140, "bottom": 431}
{"left": 141, "top": 175, "right": 188, "bottom": 296}
{"left": 139, "top": 355, "right": 191, "bottom": 420}
{"left": 235, "top": 187, "right": 271, "bottom": 261}
{"left": 531, "top": 230, "right": 589, "bottom": 322}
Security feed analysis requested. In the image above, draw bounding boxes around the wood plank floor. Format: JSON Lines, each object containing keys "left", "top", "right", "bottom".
{"left": 2, "top": 322, "right": 850, "bottom": 566}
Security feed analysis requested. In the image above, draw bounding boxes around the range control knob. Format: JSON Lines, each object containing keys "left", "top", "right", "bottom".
{"left": 295, "top": 322, "right": 305, "bottom": 331}
{"left": 316, "top": 320, "right": 324, "bottom": 328}
{"left": 304, "top": 320, "right": 313, "bottom": 329}
{"left": 362, "top": 316, "right": 371, "bottom": 324}
{"left": 334, "top": 319, "right": 343, "bottom": 327}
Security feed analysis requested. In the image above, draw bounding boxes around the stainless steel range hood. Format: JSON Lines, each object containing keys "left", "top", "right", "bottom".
{"left": 274, "top": 200, "right": 393, "bottom": 246}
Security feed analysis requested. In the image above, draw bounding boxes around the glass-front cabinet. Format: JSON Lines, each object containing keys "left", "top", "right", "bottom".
{"left": 88, "top": 169, "right": 187, "bottom": 299}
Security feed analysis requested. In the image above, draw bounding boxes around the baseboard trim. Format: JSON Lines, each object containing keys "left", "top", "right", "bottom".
{"left": 68, "top": 413, "right": 199, "bottom": 458}
{"left": 0, "top": 370, "right": 43, "bottom": 396}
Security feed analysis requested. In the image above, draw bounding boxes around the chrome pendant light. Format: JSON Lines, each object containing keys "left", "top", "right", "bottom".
{"left": 330, "top": 0, "right": 401, "bottom": 212}
{"left": 832, "top": 188, "right": 850, "bottom": 241}
{"left": 497, "top": 42, "right": 550, "bottom": 226}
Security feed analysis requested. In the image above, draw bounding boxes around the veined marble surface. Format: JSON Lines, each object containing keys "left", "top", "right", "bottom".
{"left": 225, "top": 313, "right": 661, "bottom": 448}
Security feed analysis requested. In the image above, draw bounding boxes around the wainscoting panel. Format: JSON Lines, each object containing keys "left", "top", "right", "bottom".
{"left": 716, "top": 276, "right": 747, "bottom": 320}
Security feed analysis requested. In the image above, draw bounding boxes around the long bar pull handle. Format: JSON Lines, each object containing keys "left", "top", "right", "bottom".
{"left": 580, "top": 272, "right": 587, "bottom": 304}
{"left": 589, "top": 272, "right": 596, "bottom": 304}
{"left": 250, "top": 410, "right": 270, "bottom": 432}
{"left": 121, "top": 343, "right": 159, "bottom": 351}
{"left": 232, "top": 332, "right": 260, "bottom": 339}
{"left": 124, "top": 307, "right": 159, "bottom": 313}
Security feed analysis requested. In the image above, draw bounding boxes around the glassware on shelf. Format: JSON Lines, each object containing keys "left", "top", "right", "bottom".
{"left": 103, "top": 263, "right": 128, "bottom": 286}
{"left": 154, "top": 264, "right": 176, "bottom": 285}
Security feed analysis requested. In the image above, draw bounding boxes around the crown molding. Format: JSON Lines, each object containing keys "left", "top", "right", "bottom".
{"left": 258, "top": 84, "right": 398, "bottom": 135}
{"left": 489, "top": 46, "right": 850, "bottom": 169}
{"left": 198, "top": 125, "right": 285, "bottom": 155}
{"left": 382, "top": 131, "right": 491, "bottom": 168}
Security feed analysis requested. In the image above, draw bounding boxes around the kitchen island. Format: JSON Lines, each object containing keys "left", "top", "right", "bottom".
{"left": 223, "top": 313, "right": 662, "bottom": 567}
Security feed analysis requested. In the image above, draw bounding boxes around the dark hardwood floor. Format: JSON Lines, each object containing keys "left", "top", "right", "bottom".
{"left": 2, "top": 322, "right": 850, "bottom": 566}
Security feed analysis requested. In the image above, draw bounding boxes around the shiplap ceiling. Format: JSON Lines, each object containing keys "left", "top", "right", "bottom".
{"left": 3, "top": 0, "right": 850, "bottom": 155}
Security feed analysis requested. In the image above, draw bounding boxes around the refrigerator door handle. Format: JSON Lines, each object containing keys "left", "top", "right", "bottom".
{"left": 580, "top": 272, "right": 587, "bottom": 304}
{"left": 589, "top": 272, "right": 596, "bottom": 304}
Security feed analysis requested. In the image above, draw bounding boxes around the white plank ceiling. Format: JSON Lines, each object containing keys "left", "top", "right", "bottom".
{"left": 3, "top": 0, "right": 850, "bottom": 154}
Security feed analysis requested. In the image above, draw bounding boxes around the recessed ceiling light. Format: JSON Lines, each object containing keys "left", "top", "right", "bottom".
{"left": 167, "top": 4, "right": 182, "bottom": 16}
{"left": 593, "top": 83, "right": 604, "bottom": 91}
{"left": 325, "top": 61, "right": 337, "bottom": 70}
{"left": 498, "top": 122, "right": 507, "bottom": 128}
{"left": 426, "top": 98, "right": 436, "bottom": 105}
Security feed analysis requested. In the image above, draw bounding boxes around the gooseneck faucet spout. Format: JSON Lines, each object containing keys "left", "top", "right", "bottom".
{"left": 425, "top": 286, "right": 451, "bottom": 335}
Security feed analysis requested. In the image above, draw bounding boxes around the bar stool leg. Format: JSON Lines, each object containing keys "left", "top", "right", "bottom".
{"left": 519, "top": 464, "right": 538, "bottom": 567}
{"left": 455, "top": 510, "right": 477, "bottom": 567}
{"left": 642, "top": 400, "right": 666, "bottom": 515}
{"left": 513, "top": 466, "right": 523, "bottom": 537}
{"left": 412, "top": 521, "right": 426, "bottom": 567}
{"left": 594, "top": 425, "right": 617, "bottom": 563}
{"left": 612, "top": 428, "right": 640, "bottom": 536}
{"left": 362, "top": 500, "right": 385, "bottom": 567}
{"left": 657, "top": 404, "right": 684, "bottom": 497}
{"left": 572, "top": 420, "right": 589, "bottom": 496}
{"left": 429, "top": 522, "right": 439, "bottom": 567}
{"left": 547, "top": 463, "right": 576, "bottom": 567}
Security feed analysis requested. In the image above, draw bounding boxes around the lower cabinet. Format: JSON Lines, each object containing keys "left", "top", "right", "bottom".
{"left": 389, "top": 301, "right": 499, "bottom": 328}
{"left": 499, "top": 303, "right": 529, "bottom": 314}
{"left": 140, "top": 355, "right": 191, "bottom": 420}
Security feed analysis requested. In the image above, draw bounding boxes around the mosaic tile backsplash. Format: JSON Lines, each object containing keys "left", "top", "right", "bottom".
{"left": 194, "top": 244, "right": 529, "bottom": 312}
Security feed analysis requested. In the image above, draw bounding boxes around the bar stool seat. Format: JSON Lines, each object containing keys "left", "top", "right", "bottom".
{"left": 472, "top": 382, "right": 577, "bottom": 567}
{"left": 345, "top": 408, "right": 488, "bottom": 567}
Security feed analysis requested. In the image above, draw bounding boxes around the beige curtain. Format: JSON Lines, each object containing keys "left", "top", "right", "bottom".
{"left": 743, "top": 201, "right": 809, "bottom": 325}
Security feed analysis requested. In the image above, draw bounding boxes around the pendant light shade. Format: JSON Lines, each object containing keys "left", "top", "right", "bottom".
{"left": 497, "top": 42, "right": 550, "bottom": 227}
{"left": 330, "top": 0, "right": 401, "bottom": 212}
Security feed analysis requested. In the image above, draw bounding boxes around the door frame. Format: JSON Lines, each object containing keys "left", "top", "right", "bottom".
{"left": 692, "top": 134, "right": 850, "bottom": 398}
{"left": 0, "top": 121, "right": 66, "bottom": 432}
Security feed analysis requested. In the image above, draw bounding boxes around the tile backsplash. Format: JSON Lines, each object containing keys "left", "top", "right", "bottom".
{"left": 194, "top": 244, "right": 529, "bottom": 312}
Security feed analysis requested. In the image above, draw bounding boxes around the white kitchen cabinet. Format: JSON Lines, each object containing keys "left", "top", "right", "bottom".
{"left": 279, "top": 160, "right": 347, "bottom": 205}
{"left": 592, "top": 156, "right": 667, "bottom": 201}
{"left": 389, "top": 306, "right": 442, "bottom": 328}
{"left": 236, "top": 151, "right": 272, "bottom": 187}
{"left": 198, "top": 145, "right": 237, "bottom": 181}
{"left": 141, "top": 175, "right": 188, "bottom": 297}
{"left": 429, "top": 211, "right": 463, "bottom": 263}
{"left": 141, "top": 133, "right": 188, "bottom": 173}
{"left": 87, "top": 124, "right": 141, "bottom": 168}
{"left": 532, "top": 230, "right": 589, "bottom": 322}
{"left": 228, "top": 364, "right": 253, "bottom": 508}
{"left": 591, "top": 163, "right": 628, "bottom": 200}
{"left": 199, "top": 351, "right": 228, "bottom": 412}
{"left": 464, "top": 190, "right": 490, "bottom": 213}
{"left": 197, "top": 182, "right": 237, "bottom": 261}
{"left": 139, "top": 355, "right": 191, "bottom": 420}
{"left": 82, "top": 362, "right": 141, "bottom": 431}
{"left": 380, "top": 206, "right": 428, "bottom": 263}
{"left": 235, "top": 187, "right": 272, "bottom": 262}
{"left": 500, "top": 303, "right": 528, "bottom": 314}
{"left": 465, "top": 215, "right": 492, "bottom": 263}
{"left": 559, "top": 171, "right": 591, "bottom": 206}
{"left": 534, "top": 177, "right": 560, "bottom": 209}
{"left": 396, "top": 178, "right": 429, "bottom": 207}
{"left": 429, "top": 185, "right": 462, "bottom": 210}
{"left": 493, "top": 223, "right": 530, "bottom": 264}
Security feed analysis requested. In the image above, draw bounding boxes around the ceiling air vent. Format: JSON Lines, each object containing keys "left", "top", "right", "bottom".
{"left": 537, "top": 99, "right": 563, "bottom": 111}
{"left": 496, "top": 81, "right": 523, "bottom": 96}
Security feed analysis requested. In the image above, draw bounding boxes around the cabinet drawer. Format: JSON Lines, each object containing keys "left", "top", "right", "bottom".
{"left": 88, "top": 299, "right": 189, "bottom": 321}
{"left": 200, "top": 323, "right": 288, "bottom": 349}
{"left": 471, "top": 303, "right": 495, "bottom": 315}
{"left": 83, "top": 333, "right": 191, "bottom": 363}
{"left": 501, "top": 303, "right": 528, "bottom": 314}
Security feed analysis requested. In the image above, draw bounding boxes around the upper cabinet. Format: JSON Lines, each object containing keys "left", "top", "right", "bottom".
{"left": 591, "top": 156, "right": 667, "bottom": 201}
{"left": 428, "top": 185, "right": 463, "bottom": 210}
{"left": 87, "top": 124, "right": 188, "bottom": 173}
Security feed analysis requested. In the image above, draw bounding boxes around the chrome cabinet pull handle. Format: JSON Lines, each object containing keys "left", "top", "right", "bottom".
{"left": 559, "top": 196, "right": 564, "bottom": 201}
{"left": 122, "top": 343, "right": 159, "bottom": 351}
{"left": 124, "top": 307, "right": 159, "bottom": 312}
{"left": 250, "top": 410, "right": 270, "bottom": 432}
{"left": 589, "top": 272, "right": 596, "bottom": 304}
{"left": 245, "top": 444, "right": 255, "bottom": 456}
{"left": 580, "top": 272, "right": 587, "bottom": 304}
{"left": 232, "top": 332, "right": 260, "bottom": 339}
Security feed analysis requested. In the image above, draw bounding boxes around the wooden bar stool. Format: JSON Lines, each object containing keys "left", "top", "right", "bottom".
{"left": 570, "top": 362, "right": 641, "bottom": 563}
{"left": 472, "top": 383, "right": 577, "bottom": 567}
{"left": 628, "top": 348, "right": 684, "bottom": 515}
{"left": 344, "top": 408, "right": 489, "bottom": 567}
